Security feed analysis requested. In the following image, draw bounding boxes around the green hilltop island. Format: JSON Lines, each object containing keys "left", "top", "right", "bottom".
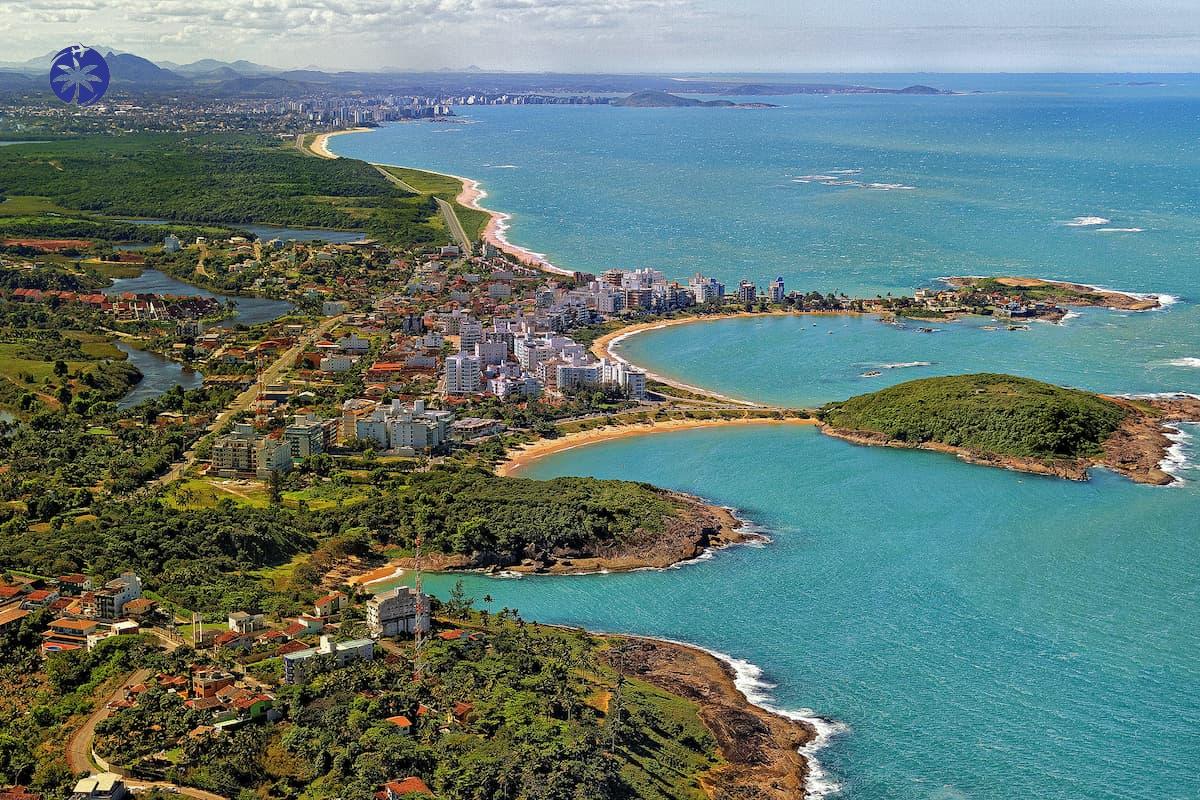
{"left": 817, "top": 373, "right": 1200, "bottom": 484}
{"left": 611, "top": 91, "right": 778, "bottom": 108}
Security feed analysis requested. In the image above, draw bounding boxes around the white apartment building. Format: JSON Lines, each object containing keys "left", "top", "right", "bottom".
{"left": 444, "top": 353, "right": 482, "bottom": 395}
{"left": 366, "top": 587, "right": 431, "bottom": 637}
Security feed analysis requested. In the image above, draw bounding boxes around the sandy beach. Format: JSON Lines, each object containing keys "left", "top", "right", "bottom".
{"left": 451, "top": 173, "right": 575, "bottom": 276}
{"left": 497, "top": 415, "right": 817, "bottom": 476}
{"left": 591, "top": 310, "right": 841, "bottom": 404}
{"left": 309, "top": 128, "right": 370, "bottom": 159}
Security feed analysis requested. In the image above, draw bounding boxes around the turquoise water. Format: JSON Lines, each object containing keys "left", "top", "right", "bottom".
{"left": 340, "top": 76, "right": 1200, "bottom": 798}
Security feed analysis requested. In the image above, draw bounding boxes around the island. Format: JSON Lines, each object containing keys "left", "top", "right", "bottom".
{"left": 942, "top": 275, "right": 1163, "bottom": 312}
{"left": 612, "top": 91, "right": 777, "bottom": 109}
{"left": 817, "top": 373, "right": 1200, "bottom": 484}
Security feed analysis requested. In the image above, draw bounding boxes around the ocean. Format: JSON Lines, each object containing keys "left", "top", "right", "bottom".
{"left": 332, "top": 75, "right": 1200, "bottom": 799}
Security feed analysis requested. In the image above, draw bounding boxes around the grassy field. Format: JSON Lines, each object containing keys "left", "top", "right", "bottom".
{"left": 380, "top": 165, "right": 490, "bottom": 242}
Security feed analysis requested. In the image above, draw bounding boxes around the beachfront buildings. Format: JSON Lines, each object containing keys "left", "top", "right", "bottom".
{"left": 769, "top": 276, "right": 786, "bottom": 303}
{"left": 353, "top": 400, "right": 453, "bottom": 453}
{"left": 444, "top": 354, "right": 482, "bottom": 395}
{"left": 689, "top": 274, "right": 726, "bottom": 304}
{"left": 367, "top": 587, "right": 431, "bottom": 638}
{"left": 737, "top": 281, "right": 757, "bottom": 304}
{"left": 282, "top": 635, "right": 376, "bottom": 685}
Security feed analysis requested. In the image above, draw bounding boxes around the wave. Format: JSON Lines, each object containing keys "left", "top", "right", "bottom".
{"left": 1058, "top": 310, "right": 1081, "bottom": 324}
{"left": 700, "top": 646, "right": 848, "bottom": 797}
{"left": 1160, "top": 423, "right": 1198, "bottom": 486}
{"left": 864, "top": 182, "right": 916, "bottom": 191}
{"left": 1096, "top": 227, "right": 1144, "bottom": 233}
{"left": 487, "top": 164, "right": 519, "bottom": 169}
{"left": 879, "top": 361, "right": 933, "bottom": 369}
{"left": 1165, "top": 357, "right": 1200, "bottom": 368}
{"left": 1064, "top": 216, "right": 1111, "bottom": 227}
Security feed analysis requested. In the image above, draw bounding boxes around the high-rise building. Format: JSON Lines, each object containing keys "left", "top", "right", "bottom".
{"left": 769, "top": 276, "right": 786, "bottom": 303}
{"left": 444, "top": 354, "right": 482, "bottom": 395}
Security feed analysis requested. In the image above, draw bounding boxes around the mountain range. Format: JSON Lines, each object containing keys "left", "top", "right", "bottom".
{"left": 0, "top": 48, "right": 953, "bottom": 98}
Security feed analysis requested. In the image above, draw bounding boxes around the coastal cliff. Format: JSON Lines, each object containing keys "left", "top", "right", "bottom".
{"left": 607, "top": 636, "right": 815, "bottom": 800}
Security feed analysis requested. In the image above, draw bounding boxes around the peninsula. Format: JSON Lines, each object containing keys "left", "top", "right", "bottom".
{"left": 943, "top": 275, "right": 1164, "bottom": 312}
{"left": 817, "top": 373, "right": 1200, "bottom": 484}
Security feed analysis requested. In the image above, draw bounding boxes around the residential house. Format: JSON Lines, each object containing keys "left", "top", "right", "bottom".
{"left": 282, "top": 635, "right": 376, "bottom": 685}
{"left": 313, "top": 591, "right": 348, "bottom": 618}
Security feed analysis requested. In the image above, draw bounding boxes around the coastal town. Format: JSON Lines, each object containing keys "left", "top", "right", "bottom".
{"left": 0, "top": 78, "right": 1192, "bottom": 800}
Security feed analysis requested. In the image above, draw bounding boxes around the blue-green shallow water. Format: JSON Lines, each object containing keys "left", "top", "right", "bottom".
{"left": 340, "top": 75, "right": 1200, "bottom": 797}
{"left": 407, "top": 425, "right": 1200, "bottom": 799}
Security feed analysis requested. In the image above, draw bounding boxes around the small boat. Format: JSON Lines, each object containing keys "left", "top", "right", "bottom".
{"left": 982, "top": 325, "right": 998, "bottom": 331}
{"left": 1007, "top": 324, "right": 1030, "bottom": 331}
{"left": 861, "top": 370, "right": 882, "bottom": 378}
{"left": 918, "top": 327, "right": 937, "bottom": 333}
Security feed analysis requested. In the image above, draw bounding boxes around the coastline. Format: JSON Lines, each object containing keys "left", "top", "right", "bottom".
{"left": 817, "top": 393, "right": 1200, "bottom": 486}
{"left": 497, "top": 415, "right": 817, "bottom": 477}
{"left": 307, "top": 125, "right": 574, "bottom": 277}
{"left": 604, "top": 634, "right": 823, "bottom": 800}
{"left": 309, "top": 128, "right": 371, "bottom": 159}
{"left": 591, "top": 310, "right": 813, "bottom": 405}
{"left": 347, "top": 489, "right": 766, "bottom": 580}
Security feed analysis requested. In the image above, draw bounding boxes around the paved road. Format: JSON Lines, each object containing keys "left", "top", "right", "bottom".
{"left": 433, "top": 197, "right": 473, "bottom": 255}
{"left": 373, "top": 164, "right": 473, "bottom": 255}
{"left": 153, "top": 314, "right": 345, "bottom": 487}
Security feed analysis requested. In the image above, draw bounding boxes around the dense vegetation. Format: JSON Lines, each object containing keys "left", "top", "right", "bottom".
{"left": 0, "top": 135, "right": 446, "bottom": 245}
{"left": 820, "top": 373, "right": 1128, "bottom": 459}
{"left": 0, "top": 626, "right": 166, "bottom": 795}
{"left": 345, "top": 468, "right": 676, "bottom": 559}
{"left": 0, "top": 463, "right": 681, "bottom": 616}
{"left": 92, "top": 612, "right": 717, "bottom": 800}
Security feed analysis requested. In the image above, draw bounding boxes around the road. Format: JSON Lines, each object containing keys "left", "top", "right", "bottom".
{"left": 67, "top": 666, "right": 227, "bottom": 799}
{"left": 66, "top": 668, "right": 152, "bottom": 774}
{"left": 373, "top": 165, "right": 472, "bottom": 255}
{"left": 433, "top": 197, "right": 473, "bottom": 255}
{"left": 153, "top": 314, "right": 345, "bottom": 487}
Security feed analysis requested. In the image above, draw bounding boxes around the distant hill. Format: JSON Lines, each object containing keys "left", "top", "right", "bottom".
{"left": 163, "top": 58, "right": 279, "bottom": 77}
{"left": 612, "top": 91, "right": 775, "bottom": 108}
{"left": 103, "top": 52, "right": 187, "bottom": 86}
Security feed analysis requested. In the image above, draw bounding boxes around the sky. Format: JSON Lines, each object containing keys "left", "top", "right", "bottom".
{"left": 2, "top": 0, "right": 1199, "bottom": 73}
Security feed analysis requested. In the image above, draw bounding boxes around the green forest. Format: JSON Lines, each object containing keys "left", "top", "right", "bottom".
{"left": 0, "top": 134, "right": 447, "bottom": 246}
{"left": 819, "top": 373, "right": 1128, "bottom": 459}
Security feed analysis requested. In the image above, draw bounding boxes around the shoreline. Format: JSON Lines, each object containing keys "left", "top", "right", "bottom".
{"left": 348, "top": 490, "right": 768, "bottom": 580}
{"left": 604, "top": 633, "right": 829, "bottom": 799}
{"left": 308, "top": 125, "right": 574, "bottom": 276}
{"left": 309, "top": 128, "right": 371, "bottom": 159}
{"left": 497, "top": 415, "right": 817, "bottom": 477}
{"left": 592, "top": 310, "right": 826, "bottom": 405}
{"left": 817, "top": 393, "right": 1200, "bottom": 486}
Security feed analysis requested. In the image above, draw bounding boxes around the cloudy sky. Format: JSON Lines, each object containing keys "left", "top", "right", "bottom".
{"left": 3, "top": 0, "right": 1198, "bottom": 72}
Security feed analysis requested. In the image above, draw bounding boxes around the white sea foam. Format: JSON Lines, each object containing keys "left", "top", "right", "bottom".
{"left": 1096, "top": 227, "right": 1144, "bottom": 232}
{"left": 1159, "top": 424, "right": 1198, "bottom": 485}
{"left": 699, "top": 646, "right": 849, "bottom": 797}
{"left": 879, "top": 361, "right": 933, "bottom": 369}
{"left": 864, "top": 182, "right": 916, "bottom": 191}
{"left": 488, "top": 164, "right": 519, "bottom": 169}
{"left": 1165, "top": 357, "right": 1200, "bottom": 368}
{"left": 1058, "top": 310, "right": 1082, "bottom": 324}
{"left": 1064, "top": 216, "right": 1111, "bottom": 227}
